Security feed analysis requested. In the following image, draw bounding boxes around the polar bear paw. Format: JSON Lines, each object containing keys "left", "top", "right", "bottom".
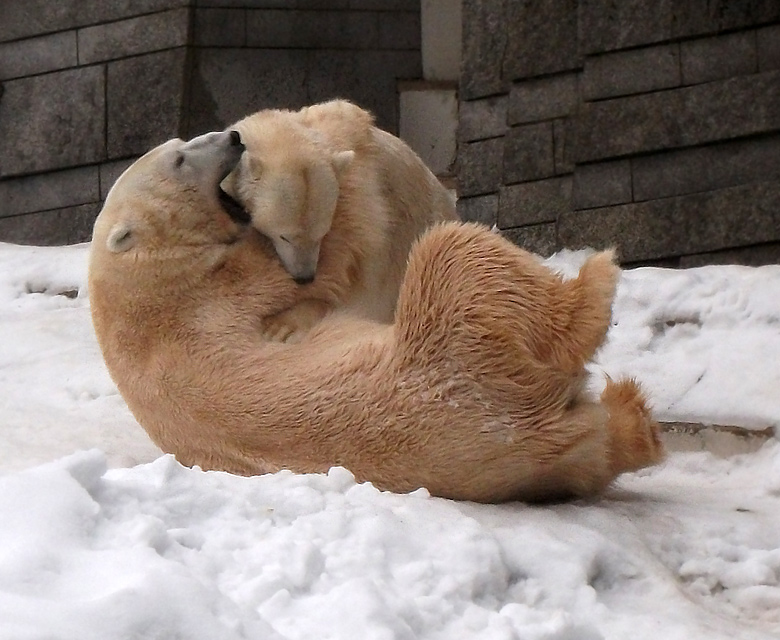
{"left": 259, "top": 299, "right": 331, "bottom": 344}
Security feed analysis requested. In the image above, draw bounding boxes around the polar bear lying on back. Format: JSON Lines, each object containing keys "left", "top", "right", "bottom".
{"left": 88, "top": 130, "right": 663, "bottom": 503}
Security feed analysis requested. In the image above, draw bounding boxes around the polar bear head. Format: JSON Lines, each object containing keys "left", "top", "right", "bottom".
{"left": 223, "top": 112, "right": 354, "bottom": 285}
{"left": 92, "top": 130, "right": 250, "bottom": 264}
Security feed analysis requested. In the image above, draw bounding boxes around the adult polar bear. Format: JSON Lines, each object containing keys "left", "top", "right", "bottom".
{"left": 88, "top": 130, "right": 663, "bottom": 503}
{"left": 223, "top": 100, "right": 458, "bottom": 342}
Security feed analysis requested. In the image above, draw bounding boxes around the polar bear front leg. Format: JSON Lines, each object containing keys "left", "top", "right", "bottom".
{"left": 259, "top": 299, "right": 332, "bottom": 343}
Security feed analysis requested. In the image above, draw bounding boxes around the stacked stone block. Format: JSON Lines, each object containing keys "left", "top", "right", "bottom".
{"left": 188, "top": 0, "right": 421, "bottom": 138}
{"left": 0, "top": 0, "right": 421, "bottom": 245}
{"left": 458, "top": 0, "right": 780, "bottom": 265}
{"left": 0, "top": 2, "right": 190, "bottom": 244}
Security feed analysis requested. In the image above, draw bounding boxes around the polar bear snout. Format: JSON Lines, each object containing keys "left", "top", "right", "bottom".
{"left": 182, "top": 130, "right": 245, "bottom": 163}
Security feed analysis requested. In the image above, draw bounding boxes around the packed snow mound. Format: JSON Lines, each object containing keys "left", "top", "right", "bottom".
{"left": 0, "top": 242, "right": 88, "bottom": 303}
{"left": 0, "top": 243, "right": 158, "bottom": 472}
{"left": 1, "top": 449, "right": 779, "bottom": 640}
{"left": 596, "top": 264, "right": 780, "bottom": 428}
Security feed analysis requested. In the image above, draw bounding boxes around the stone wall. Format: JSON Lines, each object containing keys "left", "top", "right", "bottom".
{"left": 0, "top": 0, "right": 421, "bottom": 245}
{"left": 458, "top": 0, "right": 780, "bottom": 266}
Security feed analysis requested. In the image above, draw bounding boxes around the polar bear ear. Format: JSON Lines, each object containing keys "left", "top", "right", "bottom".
{"left": 332, "top": 150, "right": 355, "bottom": 176}
{"left": 106, "top": 224, "right": 135, "bottom": 253}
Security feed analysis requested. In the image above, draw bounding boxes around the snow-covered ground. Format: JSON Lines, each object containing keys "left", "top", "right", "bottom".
{"left": 1, "top": 241, "right": 778, "bottom": 640}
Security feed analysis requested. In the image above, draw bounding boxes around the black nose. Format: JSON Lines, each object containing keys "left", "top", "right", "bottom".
{"left": 229, "top": 130, "right": 242, "bottom": 146}
{"left": 293, "top": 274, "right": 315, "bottom": 285}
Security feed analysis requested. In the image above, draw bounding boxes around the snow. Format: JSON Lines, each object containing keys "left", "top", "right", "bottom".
{"left": 1, "top": 240, "right": 779, "bottom": 640}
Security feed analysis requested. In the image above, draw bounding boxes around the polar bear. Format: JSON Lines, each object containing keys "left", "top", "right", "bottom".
{"left": 222, "top": 100, "right": 458, "bottom": 342}
{"left": 88, "top": 131, "right": 663, "bottom": 503}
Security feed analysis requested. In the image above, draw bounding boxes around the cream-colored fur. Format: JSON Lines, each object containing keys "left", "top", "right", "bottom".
{"left": 222, "top": 100, "right": 458, "bottom": 342}
{"left": 89, "top": 132, "right": 664, "bottom": 504}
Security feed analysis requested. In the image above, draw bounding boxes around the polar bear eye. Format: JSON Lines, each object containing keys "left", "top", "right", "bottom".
{"left": 174, "top": 152, "right": 185, "bottom": 168}
{"left": 279, "top": 235, "right": 291, "bottom": 244}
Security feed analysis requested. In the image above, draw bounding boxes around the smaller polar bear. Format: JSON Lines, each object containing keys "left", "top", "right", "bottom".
{"left": 222, "top": 99, "right": 458, "bottom": 342}
{"left": 88, "top": 130, "right": 664, "bottom": 504}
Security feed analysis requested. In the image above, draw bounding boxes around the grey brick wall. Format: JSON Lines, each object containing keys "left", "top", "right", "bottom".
{"left": 458, "top": 0, "right": 780, "bottom": 266}
{"left": 0, "top": 0, "right": 421, "bottom": 245}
